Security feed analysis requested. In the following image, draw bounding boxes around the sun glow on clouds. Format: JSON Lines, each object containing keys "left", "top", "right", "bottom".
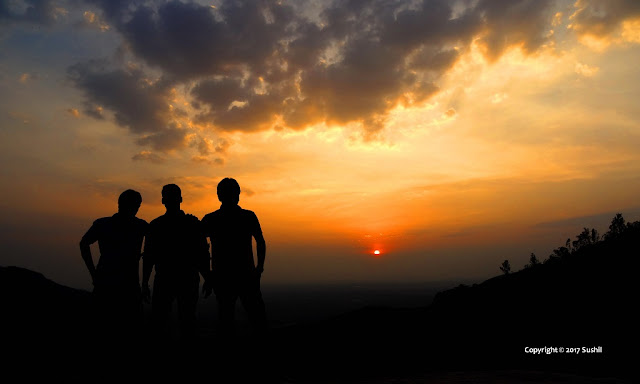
{"left": 227, "top": 42, "right": 622, "bottom": 248}
{"left": 621, "top": 18, "right": 640, "bottom": 43}
{"left": 264, "top": 38, "right": 640, "bottom": 256}
{"left": 575, "top": 62, "right": 599, "bottom": 77}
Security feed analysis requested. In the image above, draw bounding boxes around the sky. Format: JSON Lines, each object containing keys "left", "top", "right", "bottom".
{"left": 1, "top": 0, "right": 640, "bottom": 291}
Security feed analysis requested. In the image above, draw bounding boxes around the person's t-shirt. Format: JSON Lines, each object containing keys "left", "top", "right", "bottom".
{"left": 201, "top": 205, "right": 262, "bottom": 275}
{"left": 81, "top": 213, "right": 148, "bottom": 288}
{"left": 144, "top": 210, "right": 209, "bottom": 279}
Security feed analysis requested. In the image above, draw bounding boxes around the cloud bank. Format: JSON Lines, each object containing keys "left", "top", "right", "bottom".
{"left": 48, "top": 0, "right": 640, "bottom": 153}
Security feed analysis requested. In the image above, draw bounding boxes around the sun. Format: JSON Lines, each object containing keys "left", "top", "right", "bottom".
{"left": 373, "top": 250, "right": 381, "bottom": 255}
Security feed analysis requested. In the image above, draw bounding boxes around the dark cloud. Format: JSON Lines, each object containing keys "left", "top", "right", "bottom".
{"left": 206, "top": 93, "right": 282, "bottom": 132}
{"left": 132, "top": 151, "right": 165, "bottom": 164}
{"left": 110, "top": 0, "right": 297, "bottom": 80}
{"left": 294, "top": 41, "right": 405, "bottom": 131}
{"left": 82, "top": 102, "right": 104, "bottom": 120}
{"left": 475, "top": 0, "right": 555, "bottom": 60}
{"left": 192, "top": 74, "right": 297, "bottom": 132}
{"left": 77, "top": 9, "right": 110, "bottom": 31}
{"left": 68, "top": 60, "right": 171, "bottom": 133}
{"left": 285, "top": 21, "right": 328, "bottom": 71}
{"left": 0, "top": 0, "right": 61, "bottom": 25}
{"left": 381, "top": 0, "right": 481, "bottom": 50}
{"left": 191, "top": 78, "right": 247, "bottom": 114}
{"left": 284, "top": 0, "right": 465, "bottom": 132}
{"left": 72, "top": 0, "right": 578, "bottom": 141}
{"left": 135, "top": 125, "right": 188, "bottom": 152}
{"left": 282, "top": 0, "right": 555, "bottom": 132}
{"left": 409, "top": 48, "right": 461, "bottom": 72}
{"left": 83, "top": 0, "right": 133, "bottom": 21}
{"left": 569, "top": 0, "right": 640, "bottom": 38}
{"left": 68, "top": 60, "right": 188, "bottom": 152}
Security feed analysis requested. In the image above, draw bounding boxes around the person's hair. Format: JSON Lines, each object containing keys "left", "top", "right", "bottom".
{"left": 162, "top": 184, "right": 182, "bottom": 199}
{"left": 118, "top": 189, "right": 142, "bottom": 210}
{"left": 217, "top": 178, "right": 240, "bottom": 203}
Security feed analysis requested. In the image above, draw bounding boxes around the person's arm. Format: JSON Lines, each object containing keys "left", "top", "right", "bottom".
{"left": 141, "top": 258, "right": 152, "bottom": 303}
{"left": 142, "top": 243, "right": 153, "bottom": 287}
{"left": 141, "top": 226, "right": 154, "bottom": 303}
{"left": 195, "top": 219, "right": 211, "bottom": 279}
{"left": 253, "top": 213, "right": 266, "bottom": 276}
{"left": 255, "top": 231, "right": 266, "bottom": 276}
{"left": 201, "top": 239, "right": 215, "bottom": 298}
{"left": 204, "top": 231, "right": 220, "bottom": 297}
{"left": 198, "top": 246, "right": 211, "bottom": 279}
{"left": 199, "top": 216, "right": 214, "bottom": 298}
{"left": 202, "top": 214, "right": 220, "bottom": 273}
{"left": 79, "top": 223, "right": 99, "bottom": 285}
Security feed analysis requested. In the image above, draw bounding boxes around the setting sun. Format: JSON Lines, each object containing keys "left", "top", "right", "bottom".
{"left": 374, "top": 250, "right": 381, "bottom": 256}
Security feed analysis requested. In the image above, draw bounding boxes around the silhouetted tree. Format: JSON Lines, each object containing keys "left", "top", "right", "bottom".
{"left": 627, "top": 220, "right": 640, "bottom": 231}
{"left": 546, "top": 244, "right": 569, "bottom": 264}
{"left": 572, "top": 227, "right": 599, "bottom": 251}
{"left": 526, "top": 253, "right": 540, "bottom": 268}
{"left": 500, "top": 260, "right": 511, "bottom": 275}
{"left": 605, "top": 213, "right": 626, "bottom": 240}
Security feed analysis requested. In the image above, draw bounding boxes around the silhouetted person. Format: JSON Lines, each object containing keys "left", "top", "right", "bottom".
{"left": 202, "top": 178, "right": 267, "bottom": 341}
{"left": 142, "top": 184, "right": 210, "bottom": 341}
{"left": 80, "top": 189, "right": 148, "bottom": 343}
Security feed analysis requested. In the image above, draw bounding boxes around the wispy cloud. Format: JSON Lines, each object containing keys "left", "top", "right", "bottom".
{"left": 131, "top": 150, "right": 165, "bottom": 164}
{"left": 66, "top": 108, "right": 80, "bottom": 118}
{"left": 0, "top": 0, "right": 66, "bottom": 25}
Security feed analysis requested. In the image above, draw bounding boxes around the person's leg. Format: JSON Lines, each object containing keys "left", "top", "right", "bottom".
{"left": 177, "top": 276, "right": 199, "bottom": 341}
{"left": 151, "top": 278, "right": 173, "bottom": 340}
{"left": 238, "top": 275, "right": 274, "bottom": 382}
{"left": 92, "top": 287, "right": 117, "bottom": 344}
{"left": 239, "top": 275, "right": 267, "bottom": 336}
{"left": 114, "top": 286, "right": 143, "bottom": 345}
{"left": 216, "top": 285, "right": 238, "bottom": 342}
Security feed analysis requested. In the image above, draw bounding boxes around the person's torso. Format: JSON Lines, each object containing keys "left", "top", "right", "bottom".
{"left": 95, "top": 215, "right": 147, "bottom": 286}
{"left": 202, "top": 206, "right": 258, "bottom": 272}
{"left": 147, "top": 211, "right": 204, "bottom": 276}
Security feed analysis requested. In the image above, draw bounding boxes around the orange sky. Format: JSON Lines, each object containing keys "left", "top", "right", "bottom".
{"left": 1, "top": 0, "right": 640, "bottom": 289}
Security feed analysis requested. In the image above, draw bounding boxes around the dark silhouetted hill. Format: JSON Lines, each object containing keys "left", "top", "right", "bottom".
{"left": 1, "top": 266, "right": 92, "bottom": 342}
{"left": 273, "top": 219, "right": 638, "bottom": 382}
{"left": 1, "top": 266, "right": 94, "bottom": 379}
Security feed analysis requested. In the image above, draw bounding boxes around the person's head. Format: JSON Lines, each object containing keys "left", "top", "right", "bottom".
{"left": 161, "top": 184, "right": 182, "bottom": 210}
{"left": 217, "top": 178, "right": 240, "bottom": 205}
{"left": 118, "top": 189, "right": 142, "bottom": 217}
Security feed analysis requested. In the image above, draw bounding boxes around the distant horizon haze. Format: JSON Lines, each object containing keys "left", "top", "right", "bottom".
{"left": 2, "top": 207, "right": 638, "bottom": 291}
